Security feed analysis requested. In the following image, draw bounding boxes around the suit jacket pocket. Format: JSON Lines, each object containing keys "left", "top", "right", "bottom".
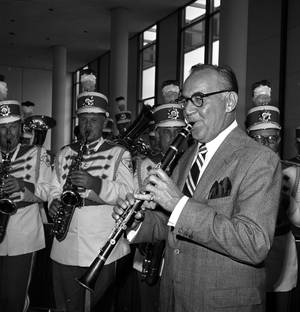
{"left": 206, "top": 195, "right": 234, "bottom": 217}
{"left": 206, "top": 287, "right": 263, "bottom": 308}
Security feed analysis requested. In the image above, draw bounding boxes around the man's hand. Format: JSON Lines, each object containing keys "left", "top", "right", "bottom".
{"left": 70, "top": 170, "right": 101, "bottom": 194}
{"left": 140, "top": 168, "right": 183, "bottom": 213}
{"left": 3, "top": 176, "right": 25, "bottom": 195}
{"left": 49, "top": 199, "right": 62, "bottom": 219}
{"left": 112, "top": 193, "right": 145, "bottom": 230}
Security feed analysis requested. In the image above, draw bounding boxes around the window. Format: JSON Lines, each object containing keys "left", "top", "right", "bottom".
{"left": 182, "top": 0, "right": 221, "bottom": 81}
{"left": 139, "top": 25, "right": 157, "bottom": 112}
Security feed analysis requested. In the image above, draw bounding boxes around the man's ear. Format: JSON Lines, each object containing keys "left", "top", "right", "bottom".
{"left": 225, "top": 92, "right": 238, "bottom": 113}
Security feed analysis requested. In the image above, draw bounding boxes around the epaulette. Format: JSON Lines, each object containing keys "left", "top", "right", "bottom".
{"left": 17, "top": 144, "right": 36, "bottom": 158}
{"left": 62, "top": 141, "right": 81, "bottom": 153}
{"left": 97, "top": 140, "right": 126, "bottom": 153}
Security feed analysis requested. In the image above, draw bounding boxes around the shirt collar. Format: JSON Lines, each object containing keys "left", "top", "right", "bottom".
{"left": 200, "top": 120, "right": 237, "bottom": 155}
{"left": 86, "top": 137, "right": 104, "bottom": 153}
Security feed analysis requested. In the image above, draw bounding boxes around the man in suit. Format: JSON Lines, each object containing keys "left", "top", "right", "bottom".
{"left": 114, "top": 64, "right": 282, "bottom": 312}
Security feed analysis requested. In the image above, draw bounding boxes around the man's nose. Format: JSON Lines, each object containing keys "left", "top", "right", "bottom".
{"left": 184, "top": 100, "right": 197, "bottom": 115}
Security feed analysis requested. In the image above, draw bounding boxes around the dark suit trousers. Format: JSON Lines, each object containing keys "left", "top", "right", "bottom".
{"left": 52, "top": 260, "right": 116, "bottom": 312}
{"left": 0, "top": 252, "right": 35, "bottom": 312}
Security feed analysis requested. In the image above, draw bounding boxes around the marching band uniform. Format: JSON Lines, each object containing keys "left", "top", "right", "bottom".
{"left": 246, "top": 98, "right": 299, "bottom": 312}
{"left": 0, "top": 100, "right": 52, "bottom": 312}
{"left": 49, "top": 90, "right": 134, "bottom": 312}
{"left": 50, "top": 138, "right": 133, "bottom": 266}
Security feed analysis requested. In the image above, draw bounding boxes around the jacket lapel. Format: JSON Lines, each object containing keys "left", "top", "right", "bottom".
{"left": 194, "top": 127, "right": 245, "bottom": 198}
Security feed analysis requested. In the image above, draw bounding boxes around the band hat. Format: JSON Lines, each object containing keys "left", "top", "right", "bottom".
{"left": 77, "top": 91, "right": 108, "bottom": 115}
{"left": 246, "top": 105, "right": 281, "bottom": 132}
{"left": 115, "top": 110, "right": 132, "bottom": 124}
{"left": 153, "top": 103, "right": 186, "bottom": 128}
{"left": 24, "top": 115, "right": 56, "bottom": 130}
{"left": 103, "top": 117, "right": 114, "bottom": 133}
{"left": 0, "top": 100, "right": 21, "bottom": 124}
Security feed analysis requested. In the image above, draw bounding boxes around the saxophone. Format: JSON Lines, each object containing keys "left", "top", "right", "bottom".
{"left": 0, "top": 141, "right": 17, "bottom": 243}
{"left": 51, "top": 135, "right": 88, "bottom": 242}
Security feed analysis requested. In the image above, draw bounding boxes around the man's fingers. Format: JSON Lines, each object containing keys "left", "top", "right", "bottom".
{"left": 112, "top": 208, "right": 123, "bottom": 220}
{"left": 134, "top": 193, "right": 152, "bottom": 201}
{"left": 126, "top": 193, "right": 136, "bottom": 205}
{"left": 148, "top": 168, "right": 169, "bottom": 181}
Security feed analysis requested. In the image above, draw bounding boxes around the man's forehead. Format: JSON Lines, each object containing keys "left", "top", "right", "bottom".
{"left": 183, "top": 69, "right": 218, "bottom": 93}
{"left": 0, "top": 120, "right": 20, "bottom": 127}
{"left": 79, "top": 113, "right": 105, "bottom": 119}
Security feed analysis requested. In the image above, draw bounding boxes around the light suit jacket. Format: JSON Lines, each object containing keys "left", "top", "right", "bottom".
{"left": 134, "top": 127, "right": 282, "bottom": 312}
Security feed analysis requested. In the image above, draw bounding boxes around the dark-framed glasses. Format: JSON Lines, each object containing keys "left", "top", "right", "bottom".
{"left": 250, "top": 134, "right": 280, "bottom": 145}
{"left": 177, "top": 89, "right": 234, "bottom": 108}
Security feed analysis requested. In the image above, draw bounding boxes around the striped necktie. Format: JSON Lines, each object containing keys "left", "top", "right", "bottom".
{"left": 182, "top": 144, "right": 207, "bottom": 197}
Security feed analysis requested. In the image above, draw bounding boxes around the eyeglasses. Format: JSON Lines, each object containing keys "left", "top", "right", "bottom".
{"left": 250, "top": 134, "right": 280, "bottom": 145}
{"left": 177, "top": 89, "right": 233, "bottom": 108}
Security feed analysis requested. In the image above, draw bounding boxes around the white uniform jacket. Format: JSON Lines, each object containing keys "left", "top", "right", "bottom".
{"left": 0, "top": 144, "right": 52, "bottom": 256}
{"left": 50, "top": 138, "right": 134, "bottom": 267}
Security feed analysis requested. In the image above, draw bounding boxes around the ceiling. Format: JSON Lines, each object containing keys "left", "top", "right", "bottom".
{"left": 0, "top": 0, "right": 190, "bottom": 72}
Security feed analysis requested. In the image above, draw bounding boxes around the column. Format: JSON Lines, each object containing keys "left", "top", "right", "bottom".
{"left": 51, "top": 45, "right": 70, "bottom": 154}
{"left": 219, "top": 0, "right": 249, "bottom": 127}
{"left": 109, "top": 8, "right": 129, "bottom": 117}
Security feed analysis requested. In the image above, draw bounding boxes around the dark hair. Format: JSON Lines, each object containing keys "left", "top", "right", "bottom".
{"left": 161, "top": 80, "right": 180, "bottom": 90}
{"left": 0, "top": 75, "right": 5, "bottom": 82}
{"left": 115, "top": 96, "right": 125, "bottom": 101}
{"left": 190, "top": 64, "right": 239, "bottom": 94}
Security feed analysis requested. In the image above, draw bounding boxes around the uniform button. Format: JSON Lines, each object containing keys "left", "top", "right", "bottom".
{"left": 174, "top": 248, "right": 180, "bottom": 255}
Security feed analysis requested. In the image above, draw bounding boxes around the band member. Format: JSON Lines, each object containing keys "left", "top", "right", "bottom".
{"left": 0, "top": 100, "right": 52, "bottom": 312}
{"left": 114, "top": 64, "right": 281, "bottom": 312}
{"left": 133, "top": 102, "right": 187, "bottom": 312}
{"left": 115, "top": 96, "right": 132, "bottom": 136}
{"left": 49, "top": 89, "right": 134, "bottom": 312}
{"left": 247, "top": 99, "right": 300, "bottom": 312}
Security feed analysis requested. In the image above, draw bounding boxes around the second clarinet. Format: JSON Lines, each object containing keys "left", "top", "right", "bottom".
{"left": 77, "top": 123, "right": 192, "bottom": 292}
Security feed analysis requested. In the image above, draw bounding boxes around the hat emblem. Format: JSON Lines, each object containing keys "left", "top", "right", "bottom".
{"left": 167, "top": 108, "right": 179, "bottom": 120}
{"left": 0, "top": 104, "right": 10, "bottom": 117}
{"left": 84, "top": 96, "right": 95, "bottom": 106}
{"left": 120, "top": 113, "right": 126, "bottom": 120}
{"left": 258, "top": 111, "right": 272, "bottom": 122}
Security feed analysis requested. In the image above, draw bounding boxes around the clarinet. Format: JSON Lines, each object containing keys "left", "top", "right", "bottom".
{"left": 77, "top": 123, "right": 192, "bottom": 292}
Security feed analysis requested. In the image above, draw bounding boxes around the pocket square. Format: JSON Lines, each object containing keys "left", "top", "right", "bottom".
{"left": 208, "top": 177, "right": 232, "bottom": 199}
